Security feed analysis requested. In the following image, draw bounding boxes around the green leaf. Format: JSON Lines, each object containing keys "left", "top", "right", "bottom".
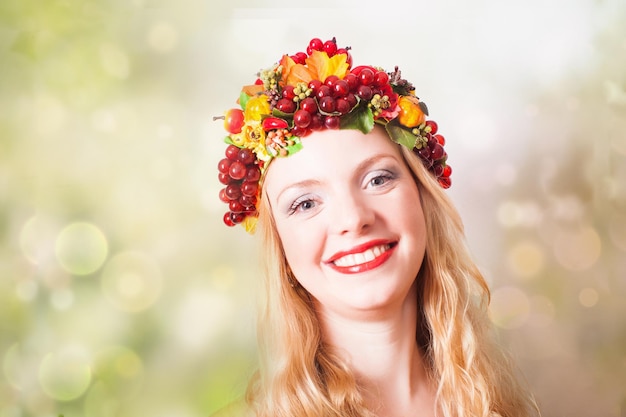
{"left": 224, "top": 136, "right": 234, "bottom": 145}
{"left": 239, "top": 91, "right": 251, "bottom": 110}
{"left": 385, "top": 121, "right": 418, "bottom": 149}
{"left": 340, "top": 105, "right": 374, "bottom": 134}
{"left": 285, "top": 140, "right": 303, "bottom": 156}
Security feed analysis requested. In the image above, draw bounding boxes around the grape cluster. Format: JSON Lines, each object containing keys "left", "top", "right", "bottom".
{"left": 278, "top": 39, "right": 393, "bottom": 138}
{"left": 413, "top": 120, "right": 452, "bottom": 188}
{"left": 218, "top": 145, "right": 261, "bottom": 226}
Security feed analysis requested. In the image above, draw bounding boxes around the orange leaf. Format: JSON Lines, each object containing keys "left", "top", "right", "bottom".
{"left": 280, "top": 54, "right": 314, "bottom": 86}
{"left": 305, "top": 50, "right": 349, "bottom": 83}
{"left": 241, "top": 84, "right": 264, "bottom": 97}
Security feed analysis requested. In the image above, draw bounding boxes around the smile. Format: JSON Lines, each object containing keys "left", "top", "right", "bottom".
{"left": 325, "top": 240, "right": 397, "bottom": 274}
{"left": 333, "top": 244, "right": 392, "bottom": 267}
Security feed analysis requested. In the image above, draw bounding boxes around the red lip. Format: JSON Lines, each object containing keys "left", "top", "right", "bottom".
{"left": 325, "top": 239, "right": 397, "bottom": 274}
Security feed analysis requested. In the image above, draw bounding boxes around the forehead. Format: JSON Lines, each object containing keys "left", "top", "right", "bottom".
{"left": 263, "top": 127, "right": 402, "bottom": 190}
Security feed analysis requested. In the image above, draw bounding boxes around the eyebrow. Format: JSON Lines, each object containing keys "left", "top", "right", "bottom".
{"left": 274, "top": 153, "right": 399, "bottom": 203}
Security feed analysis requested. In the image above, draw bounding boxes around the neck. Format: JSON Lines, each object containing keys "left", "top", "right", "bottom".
{"left": 314, "top": 284, "right": 436, "bottom": 417}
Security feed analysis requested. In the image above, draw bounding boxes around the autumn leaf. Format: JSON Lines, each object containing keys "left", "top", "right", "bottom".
{"left": 305, "top": 50, "right": 349, "bottom": 83}
{"left": 280, "top": 55, "right": 314, "bottom": 86}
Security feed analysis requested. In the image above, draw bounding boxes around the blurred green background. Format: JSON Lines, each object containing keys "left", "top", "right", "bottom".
{"left": 1, "top": 0, "right": 625, "bottom": 416}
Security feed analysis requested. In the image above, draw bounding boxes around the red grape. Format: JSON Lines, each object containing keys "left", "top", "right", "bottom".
{"left": 358, "top": 68, "right": 375, "bottom": 86}
{"left": 218, "top": 158, "right": 232, "bottom": 174}
{"left": 229, "top": 161, "right": 246, "bottom": 180}
{"left": 223, "top": 212, "right": 236, "bottom": 226}
{"left": 425, "top": 120, "right": 438, "bottom": 134}
{"left": 237, "top": 148, "right": 255, "bottom": 165}
{"left": 245, "top": 166, "right": 261, "bottom": 182}
{"left": 241, "top": 181, "right": 259, "bottom": 197}
{"left": 319, "top": 96, "right": 336, "bottom": 113}
{"left": 300, "top": 97, "right": 318, "bottom": 114}
{"left": 356, "top": 85, "right": 373, "bottom": 101}
{"left": 276, "top": 98, "right": 296, "bottom": 114}
{"left": 324, "top": 116, "right": 340, "bottom": 129}
{"left": 218, "top": 172, "right": 230, "bottom": 185}
{"left": 293, "top": 110, "right": 312, "bottom": 128}
{"left": 225, "top": 183, "right": 241, "bottom": 200}
{"left": 225, "top": 145, "right": 239, "bottom": 161}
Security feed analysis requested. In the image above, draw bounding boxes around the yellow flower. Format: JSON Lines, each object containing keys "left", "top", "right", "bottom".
{"left": 244, "top": 95, "right": 271, "bottom": 121}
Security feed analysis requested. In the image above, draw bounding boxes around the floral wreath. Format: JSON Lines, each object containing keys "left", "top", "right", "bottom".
{"left": 215, "top": 37, "right": 452, "bottom": 233}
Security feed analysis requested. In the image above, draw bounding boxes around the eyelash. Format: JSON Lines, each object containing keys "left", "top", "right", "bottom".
{"left": 366, "top": 171, "right": 395, "bottom": 188}
{"left": 288, "top": 195, "right": 316, "bottom": 214}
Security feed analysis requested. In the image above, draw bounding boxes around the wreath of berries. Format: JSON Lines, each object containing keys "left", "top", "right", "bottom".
{"left": 215, "top": 37, "right": 452, "bottom": 233}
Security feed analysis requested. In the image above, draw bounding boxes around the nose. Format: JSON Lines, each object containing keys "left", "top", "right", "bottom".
{"left": 328, "top": 188, "right": 375, "bottom": 235}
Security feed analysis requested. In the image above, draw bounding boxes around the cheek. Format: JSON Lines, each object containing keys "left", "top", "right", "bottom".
{"left": 276, "top": 222, "right": 325, "bottom": 278}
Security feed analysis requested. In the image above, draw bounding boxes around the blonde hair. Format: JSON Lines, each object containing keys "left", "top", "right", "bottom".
{"left": 245, "top": 143, "right": 540, "bottom": 417}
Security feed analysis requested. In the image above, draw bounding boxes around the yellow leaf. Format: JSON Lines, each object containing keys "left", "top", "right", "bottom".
{"left": 305, "top": 50, "right": 349, "bottom": 83}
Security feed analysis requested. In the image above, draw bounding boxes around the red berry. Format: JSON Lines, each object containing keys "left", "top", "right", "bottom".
{"left": 292, "top": 52, "right": 307, "bottom": 64}
{"left": 225, "top": 183, "right": 241, "bottom": 200}
{"left": 218, "top": 172, "right": 230, "bottom": 185}
{"left": 310, "top": 113, "right": 324, "bottom": 130}
{"left": 425, "top": 120, "right": 438, "bottom": 134}
{"left": 434, "top": 134, "right": 446, "bottom": 146}
{"left": 238, "top": 148, "right": 255, "bottom": 165}
{"left": 346, "top": 93, "right": 357, "bottom": 108}
{"left": 358, "top": 68, "right": 375, "bottom": 86}
{"left": 241, "top": 181, "right": 259, "bottom": 197}
{"left": 336, "top": 97, "right": 351, "bottom": 114}
{"left": 333, "top": 79, "right": 349, "bottom": 97}
{"left": 217, "top": 158, "right": 232, "bottom": 174}
{"left": 374, "top": 71, "right": 390, "bottom": 87}
{"left": 291, "top": 125, "right": 310, "bottom": 137}
{"left": 282, "top": 85, "right": 296, "bottom": 100}
{"left": 300, "top": 97, "right": 318, "bottom": 114}
{"left": 240, "top": 194, "right": 257, "bottom": 208}
{"left": 324, "top": 116, "right": 340, "bottom": 129}
{"left": 433, "top": 163, "right": 444, "bottom": 177}
{"left": 343, "top": 73, "right": 358, "bottom": 91}
{"left": 219, "top": 188, "right": 229, "bottom": 203}
{"left": 431, "top": 143, "right": 444, "bottom": 160}
{"left": 245, "top": 166, "right": 261, "bottom": 182}
{"left": 276, "top": 98, "right": 296, "bottom": 114}
{"left": 438, "top": 177, "right": 451, "bottom": 189}
{"left": 223, "top": 212, "right": 236, "bottom": 227}
{"left": 356, "top": 85, "right": 373, "bottom": 101}
{"left": 225, "top": 145, "right": 239, "bottom": 161}
{"left": 307, "top": 38, "right": 323, "bottom": 54}
{"left": 231, "top": 212, "right": 245, "bottom": 224}
{"left": 229, "top": 161, "right": 246, "bottom": 180}
{"left": 443, "top": 164, "right": 452, "bottom": 178}
{"left": 323, "top": 39, "right": 337, "bottom": 56}
{"left": 418, "top": 147, "right": 431, "bottom": 160}
{"left": 324, "top": 75, "right": 339, "bottom": 88}
{"left": 229, "top": 199, "right": 244, "bottom": 213}
{"left": 319, "top": 96, "right": 336, "bottom": 113}
{"left": 308, "top": 79, "right": 323, "bottom": 92}
{"left": 316, "top": 85, "right": 332, "bottom": 99}
{"left": 293, "top": 110, "right": 312, "bottom": 128}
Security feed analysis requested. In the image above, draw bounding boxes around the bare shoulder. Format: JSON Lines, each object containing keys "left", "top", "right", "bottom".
{"left": 210, "top": 398, "right": 254, "bottom": 417}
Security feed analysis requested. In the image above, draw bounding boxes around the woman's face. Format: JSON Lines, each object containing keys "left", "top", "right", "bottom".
{"left": 264, "top": 127, "right": 427, "bottom": 318}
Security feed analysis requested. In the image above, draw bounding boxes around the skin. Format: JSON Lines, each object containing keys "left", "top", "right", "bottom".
{"left": 264, "top": 127, "right": 436, "bottom": 417}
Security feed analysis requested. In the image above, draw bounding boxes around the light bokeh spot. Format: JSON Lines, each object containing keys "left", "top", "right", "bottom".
{"left": 490, "top": 286, "right": 531, "bottom": 329}
{"left": 39, "top": 347, "right": 92, "bottom": 401}
{"left": 55, "top": 222, "right": 109, "bottom": 276}
{"left": 553, "top": 226, "right": 602, "bottom": 271}
{"left": 101, "top": 252, "right": 162, "bottom": 312}
{"left": 508, "top": 240, "right": 545, "bottom": 279}
{"left": 579, "top": 288, "right": 599, "bottom": 307}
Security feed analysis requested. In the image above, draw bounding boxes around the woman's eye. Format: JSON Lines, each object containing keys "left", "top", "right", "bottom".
{"left": 367, "top": 172, "right": 394, "bottom": 188}
{"left": 289, "top": 197, "right": 316, "bottom": 214}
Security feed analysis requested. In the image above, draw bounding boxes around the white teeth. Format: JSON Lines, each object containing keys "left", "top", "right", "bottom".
{"left": 333, "top": 244, "right": 390, "bottom": 267}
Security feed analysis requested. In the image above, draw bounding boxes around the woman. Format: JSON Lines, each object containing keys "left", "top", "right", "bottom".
{"left": 215, "top": 37, "right": 540, "bottom": 417}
